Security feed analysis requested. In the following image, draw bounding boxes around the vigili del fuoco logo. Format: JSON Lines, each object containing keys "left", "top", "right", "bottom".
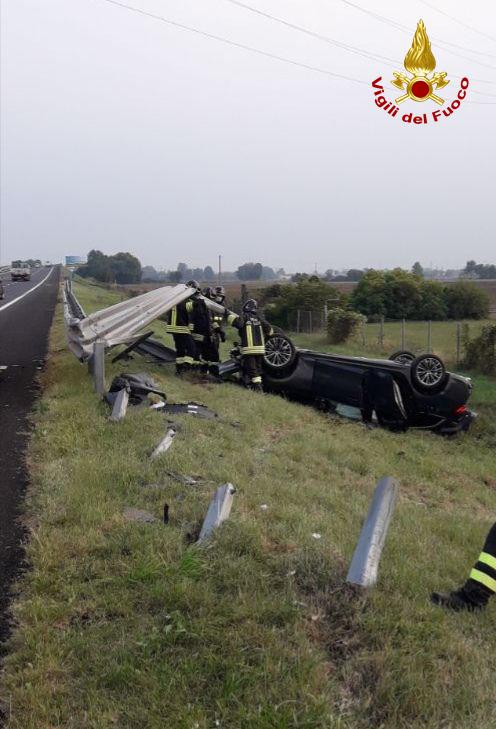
{"left": 371, "top": 20, "right": 469, "bottom": 124}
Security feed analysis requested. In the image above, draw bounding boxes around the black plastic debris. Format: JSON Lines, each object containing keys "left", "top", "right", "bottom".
{"left": 107, "top": 373, "right": 166, "bottom": 407}
{"left": 159, "top": 402, "right": 218, "bottom": 420}
{"left": 163, "top": 503, "right": 169, "bottom": 524}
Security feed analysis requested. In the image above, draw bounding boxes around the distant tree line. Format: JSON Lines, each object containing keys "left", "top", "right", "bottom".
{"left": 77, "top": 250, "right": 142, "bottom": 284}
{"left": 351, "top": 269, "right": 490, "bottom": 320}
{"left": 464, "top": 260, "right": 496, "bottom": 280}
{"left": 141, "top": 261, "right": 284, "bottom": 283}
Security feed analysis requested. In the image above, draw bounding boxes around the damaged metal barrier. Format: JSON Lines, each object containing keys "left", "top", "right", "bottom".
{"left": 346, "top": 476, "right": 399, "bottom": 588}
{"left": 151, "top": 427, "right": 177, "bottom": 459}
{"left": 197, "top": 484, "right": 236, "bottom": 544}
{"left": 109, "top": 388, "right": 130, "bottom": 422}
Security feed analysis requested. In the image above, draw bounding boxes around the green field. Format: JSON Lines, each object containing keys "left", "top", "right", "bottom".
{"left": 2, "top": 279, "right": 496, "bottom": 728}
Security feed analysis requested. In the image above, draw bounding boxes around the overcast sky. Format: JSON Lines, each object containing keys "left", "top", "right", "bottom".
{"left": 1, "top": 0, "right": 495, "bottom": 272}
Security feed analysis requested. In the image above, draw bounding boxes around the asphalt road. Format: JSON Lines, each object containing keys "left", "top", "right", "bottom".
{"left": 0, "top": 265, "right": 59, "bottom": 651}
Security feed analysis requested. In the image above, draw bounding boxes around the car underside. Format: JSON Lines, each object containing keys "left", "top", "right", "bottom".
{"left": 217, "top": 334, "right": 475, "bottom": 435}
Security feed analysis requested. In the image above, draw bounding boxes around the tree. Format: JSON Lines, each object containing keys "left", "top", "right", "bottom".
{"left": 351, "top": 270, "right": 387, "bottom": 317}
{"left": 78, "top": 249, "right": 113, "bottom": 282}
{"left": 261, "top": 266, "right": 277, "bottom": 280}
{"left": 412, "top": 261, "right": 424, "bottom": 278}
{"left": 236, "top": 262, "right": 263, "bottom": 281}
{"left": 346, "top": 269, "right": 364, "bottom": 281}
{"left": 419, "top": 280, "right": 447, "bottom": 320}
{"left": 168, "top": 269, "right": 182, "bottom": 284}
{"left": 203, "top": 265, "right": 215, "bottom": 282}
{"left": 445, "top": 281, "right": 490, "bottom": 319}
{"left": 267, "top": 278, "right": 347, "bottom": 329}
{"left": 384, "top": 269, "right": 422, "bottom": 319}
{"left": 108, "top": 252, "right": 142, "bottom": 284}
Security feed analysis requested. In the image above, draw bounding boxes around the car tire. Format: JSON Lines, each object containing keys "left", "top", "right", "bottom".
{"left": 263, "top": 333, "right": 297, "bottom": 375}
{"left": 389, "top": 350, "right": 416, "bottom": 365}
{"left": 410, "top": 354, "right": 447, "bottom": 392}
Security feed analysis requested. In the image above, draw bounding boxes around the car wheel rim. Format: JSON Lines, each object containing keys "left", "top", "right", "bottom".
{"left": 415, "top": 358, "right": 444, "bottom": 387}
{"left": 264, "top": 337, "right": 293, "bottom": 368}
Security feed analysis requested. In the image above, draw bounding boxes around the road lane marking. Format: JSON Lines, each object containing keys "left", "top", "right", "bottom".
{"left": 0, "top": 268, "right": 55, "bottom": 312}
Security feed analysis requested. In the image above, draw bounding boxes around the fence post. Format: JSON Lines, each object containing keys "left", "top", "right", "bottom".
{"left": 361, "top": 319, "right": 366, "bottom": 347}
{"left": 309, "top": 310, "right": 313, "bottom": 333}
{"left": 427, "top": 321, "right": 432, "bottom": 352}
{"left": 401, "top": 318, "right": 405, "bottom": 350}
{"left": 456, "top": 322, "right": 462, "bottom": 365}
{"left": 296, "top": 309, "right": 301, "bottom": 334}
{"left": 379, "top": 316, "right": 385, "bottom": 348}
{"left": 93, "top": 340, "right": 106, "bottom": 396}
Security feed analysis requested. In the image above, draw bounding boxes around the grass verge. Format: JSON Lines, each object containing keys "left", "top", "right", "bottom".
{"left": 2, "top": 279, "right": 496, "bottom": 728}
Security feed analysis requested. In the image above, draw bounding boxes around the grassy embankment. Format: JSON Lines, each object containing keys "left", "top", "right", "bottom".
{"left": 2, "top": 278, "right": 496, "bottom": 728}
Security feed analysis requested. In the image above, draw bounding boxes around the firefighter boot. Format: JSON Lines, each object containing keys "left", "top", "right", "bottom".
{"left": 431, "top": 580, "right": 491, "bottom": 612}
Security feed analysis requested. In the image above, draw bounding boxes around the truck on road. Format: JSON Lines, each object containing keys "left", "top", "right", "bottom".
{"left": 11, "top": 265, "right": 31, "bottom": 282}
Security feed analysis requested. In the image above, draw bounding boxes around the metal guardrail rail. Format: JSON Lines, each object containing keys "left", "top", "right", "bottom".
{"left": 63, "top": 281, "right": 226, "bottom": 361}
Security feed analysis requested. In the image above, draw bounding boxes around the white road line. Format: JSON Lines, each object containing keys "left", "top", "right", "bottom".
{"left": 0, "top": 268, "right": 55, "bottom": 312}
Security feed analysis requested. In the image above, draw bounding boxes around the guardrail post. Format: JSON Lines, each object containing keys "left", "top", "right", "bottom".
{"left": 151, "top": 427, "right": 177, "bottom": 459}
{"left": 346, "top": 476, "right": 399, "bottom": 589}
{"left": 197, "top": 484, "right": 236, "bottom": 544}
{"left": 109, "top": 389, "right": 129, "bottom": 422}
{"left": 92, "top": 340, "right": 106, "bottom": 396}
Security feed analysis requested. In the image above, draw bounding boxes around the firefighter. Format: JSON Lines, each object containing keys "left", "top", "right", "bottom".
{"left": 203, "top": 287, "right": 226, "bottom": 371}
{"left": 186, "top": 280, "right": 214, "bottom": 373}
{"left": 212, "top": 286, "right": 227, "bottom": 344}
{"left": 227, "top": 299, "right": 273, "bottom": 392}
{"left": 431, "top": 522, "right": 496, "bottom": 611}
{"left": 165, "top": 298, "right": 196, "bottom": 375}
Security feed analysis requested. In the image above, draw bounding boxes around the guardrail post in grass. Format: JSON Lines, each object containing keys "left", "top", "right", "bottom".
{"left": 346, "top": 476, "right": 399, "bottom": 588}
{"left": 109, "top": 389, "right": 129, "bottom": 422}
{"left": 197, "top": 484, "right": 236, "bottom": 544}
{"left": 92, "top": 340, "right": 106, "bottom": 397}
{"left": 379, "top": 317, "right": 385, "bottom": 348}
{"left": 151, "top": 427, "right": 177, "bottom": 459}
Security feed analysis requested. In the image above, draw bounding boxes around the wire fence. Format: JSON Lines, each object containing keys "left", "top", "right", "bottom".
{"left": 288, "top": 310, "right": 494, "bottom": 365}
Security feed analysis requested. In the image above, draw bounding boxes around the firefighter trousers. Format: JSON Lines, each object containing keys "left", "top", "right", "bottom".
{"left": 241, "top": 354, "right": 263, "bottom": 390}
{"left": 173, "top": 334, "right": 197, "bottom": 374}
{"left": 466, "top": 521, "right": 496, "bottom": 601}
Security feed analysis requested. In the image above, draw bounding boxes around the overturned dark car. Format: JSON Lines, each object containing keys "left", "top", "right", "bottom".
{"left": 217, "top": 334, "right": 475, "bottom": 435}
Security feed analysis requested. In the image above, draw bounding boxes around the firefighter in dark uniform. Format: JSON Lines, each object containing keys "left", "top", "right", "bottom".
{"left": 165, "top": 298, "right": 196, "bottom": 375}
{"left": 227, "top": 299, "right": 273, "bottom": 392}
{"left": 186, "top": 280, "right": 214, "bottom": 373}
{"left": 203, "top": 287, "right": 226, "bottom": 372}
{"left": 431, "top": 522, "right": 496, "bottom": 611}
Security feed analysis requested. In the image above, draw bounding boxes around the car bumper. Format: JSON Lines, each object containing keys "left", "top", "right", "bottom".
{"left": 437, "top": 410, "right": 476, "bottom": 435}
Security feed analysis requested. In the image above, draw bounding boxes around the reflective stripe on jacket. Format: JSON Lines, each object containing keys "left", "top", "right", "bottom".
{"left": 166, "top": 303, "right": 190, "bottom": 334}
{"left": 229, "top": 312, "right": 274, "bottom": 355}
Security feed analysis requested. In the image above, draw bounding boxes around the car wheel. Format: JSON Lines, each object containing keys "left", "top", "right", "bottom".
{"left": 263, "top": 334, "right": 297, "bottom": 375}
{"left": 410, "top": 354, "right": 447, "bottom": 392}
{"left": 389, "top": 350, "right": 416, "bottom": 365}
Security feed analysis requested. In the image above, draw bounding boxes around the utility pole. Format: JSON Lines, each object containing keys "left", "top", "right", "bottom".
{"left": 218, "top": 255, "right": 222, "bottom": 286}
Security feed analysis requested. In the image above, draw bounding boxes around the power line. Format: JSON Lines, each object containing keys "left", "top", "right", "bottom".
{"left": 96, "top": 0, "right": 368, "bottom": 85}
{"left": 222, "top": 0, "right": 496, "bottom": 96}
{"left": 418, "top": 0, "right": 496, "bottom": 45}
{"left": 222, "top": 0, "right": 400, "bottom": 69}
{"left": 336, "top": 0, "right": 496, "bottom": 70}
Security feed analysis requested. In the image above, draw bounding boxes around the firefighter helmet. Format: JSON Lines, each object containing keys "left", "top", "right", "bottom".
{"left": 186, "top": 279, "right": 201, "bottom": 291}
{"left": 203, "top": 287, "right": 214, "bottom": 299}
{"left": 243, "top": 298, "right": 258, "bottom": 314}
{"left": 214, "top": 285, "right": 226, "bottom": 304}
